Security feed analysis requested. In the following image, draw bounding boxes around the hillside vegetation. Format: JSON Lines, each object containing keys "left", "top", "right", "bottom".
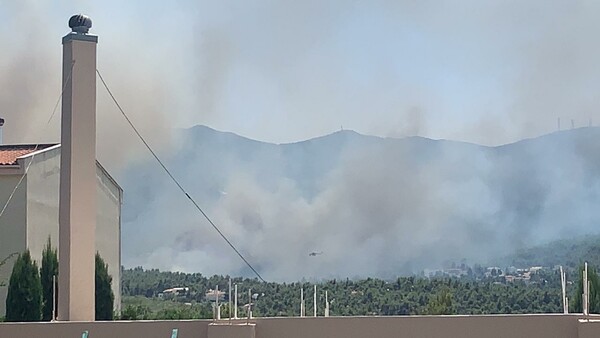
{"left": 121, "top": 267, "right": 565, "bottom": 319}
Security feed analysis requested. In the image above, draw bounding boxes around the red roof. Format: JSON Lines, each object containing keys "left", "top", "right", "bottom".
{"left": 0, "top": 144, "right": 57, "bottom": 165}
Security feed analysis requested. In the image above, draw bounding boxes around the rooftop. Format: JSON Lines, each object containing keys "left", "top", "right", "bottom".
{"left": 0, "top": 144, "right": 58, "bottom": 165}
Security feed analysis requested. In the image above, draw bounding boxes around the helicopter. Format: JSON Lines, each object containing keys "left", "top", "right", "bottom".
{"left": 308, "top": 251, "right": 323, "bottom": 257}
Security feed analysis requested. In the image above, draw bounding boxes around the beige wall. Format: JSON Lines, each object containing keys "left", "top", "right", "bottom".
{"left": 578, "top": 319, "right": 600, "bottom": 338}
{"left": 26, "top": 147, "right": 61, "bottom": 262}
{"left": 0, "top": 147, "right": 122, "bottom": 317}
{"left": 0, "top": 320, "right": 210, "bottom": 338}
{"left": 95, "top": 163, "right": 122, "bottom": 312}
{"left": 1, "top": 315, "right": 600, "bottom": 338}
{"left": 0, "top": 174, "right": 27, "bottom": 318}
{"left": 256, "top": 315, "right": 580, "bottom": 338}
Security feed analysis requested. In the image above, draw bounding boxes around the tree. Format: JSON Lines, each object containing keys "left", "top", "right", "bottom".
{"left": 95, "top": 252, "right": 114, "bottom": 320}
{"left": 40, "top": 238, "right": 58, "bottom": 321}
{"left": 5, "top": 250, "right": 42, "bottom": 321}
{"left": 426, "top": 287, "right": 454, "bottom": 315}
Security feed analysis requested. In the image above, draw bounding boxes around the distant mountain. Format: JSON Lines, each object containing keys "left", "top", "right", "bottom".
{"left": 118, "top": 126, "right": 600, "bottom": 280}
{"left": 495, "top": 234, "right": 600, "bottom": 270}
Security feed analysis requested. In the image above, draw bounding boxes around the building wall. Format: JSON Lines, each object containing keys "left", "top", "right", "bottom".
{"left": 0, "top": 320, "right": 211, "bottom": 338}
{"left": 95, "top": 163, "right": 122, "bottom": 312}
{"left": 579, "top": 319, "right": 600, "bottom": 338}
{"left": 0, "top": 174, "right": 27, "bottom": 319}
{"left": 255, "top": 315, "right": 580, "bottom": 338}
{"left": 0, "top": 147, "right": 122, "bottom": 317}
{"left": 25, "top": 147, "right": 61, "bottom": 262}
{"left": 0, "top": 315, "right": 598, "bottom": 338}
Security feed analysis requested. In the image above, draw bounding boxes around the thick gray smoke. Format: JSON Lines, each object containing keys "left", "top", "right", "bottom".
{"left": 3, "top": 1, "right": 600, "bottom": 280}
{"left": 0, "top": 1, "right": 176, "bottom": 172}
{"left": 122, "top": 126, "right": 600, "bottom": 281}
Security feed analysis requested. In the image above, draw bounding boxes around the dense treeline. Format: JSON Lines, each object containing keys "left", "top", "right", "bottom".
{"left": 121, "top": 267, "right": 567, "bottom": 319}
{"left": 2, "top": 241, "right": 113, "bottom": 322}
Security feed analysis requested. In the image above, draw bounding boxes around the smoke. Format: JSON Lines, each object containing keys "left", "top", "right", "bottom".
{"left": 0, "top": 1, "right": 177, "bottom": 172}
{"left": 121, "top": 126, "right": 600, "bottom": 281}
{"left": 3, "top": 1, "right": 600, "bottom": 280}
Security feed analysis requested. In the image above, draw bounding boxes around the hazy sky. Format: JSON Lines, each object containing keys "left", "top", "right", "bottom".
{"left": 2, "top": 0, "right": 600, "bottom": 147}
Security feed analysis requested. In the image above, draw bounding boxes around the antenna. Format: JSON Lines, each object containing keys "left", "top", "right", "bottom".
{"left": 228, "top": 279, "right": 232, "bottom": 322}
{"left": 216, "top": 285, "right": 220, "bottom": 320}
{"left": 560, "top": 266, "right": 568, "bottom": 314}
{"left": 558, "top": 117, "right": 561, "bottom": 131}
{"left": 234, "top": 284, "right": 238, "bottom": 319}
{"left": 571, "top": 119, "right": 575, "bottom": 129}
{"left": 325, "top": 290, "right": 330, "bottom": 317}
{"left": 583, "top": 263, "right": 589, "bottom": 316}
{"left": 313, "top": 285, "right": 317, "bottom": 317}
{"left": 300, "top": 287, "right": 305, "bottom": 317}
{"left": 52, "top": 274, "right": 57, "bottom": 321}
{"left": 248, "top": 289, "right": 252, "bottom": 319}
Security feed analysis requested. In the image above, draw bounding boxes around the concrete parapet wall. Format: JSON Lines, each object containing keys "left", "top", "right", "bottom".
{"left": 255, "top": 315, "right": 582, "bottom": 338}
{"left": 209, "top": 323, "right": 255, "bottom": 338}
{"left": 1, "top": 314, "right": 599, "bottom": 338}
{"left": 578, "top": 319, "right": 600, "bottom": 338}
{"left": 0, "top": 320, "right": 210, "bottom": 338}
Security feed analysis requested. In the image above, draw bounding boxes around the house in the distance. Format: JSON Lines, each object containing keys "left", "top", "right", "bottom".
{"left": 0, "top": 143, "right": 121, "bottom": 317}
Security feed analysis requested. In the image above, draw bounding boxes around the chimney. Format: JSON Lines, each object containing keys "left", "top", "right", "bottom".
{"left": 58, "top": 14, "right": 97, "bottom": 321}
{"left": 0, "top": 118, "right": 5, "bottom": 144}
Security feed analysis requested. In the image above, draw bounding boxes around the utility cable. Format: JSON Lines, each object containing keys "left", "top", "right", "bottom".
{"left": 96, "top": 69, "right": 266, "bottom": 282}
{"left": 0, "top": 62, "right": 75, "bottom": 223}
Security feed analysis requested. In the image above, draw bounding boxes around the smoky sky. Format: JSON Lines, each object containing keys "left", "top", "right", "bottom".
{"left": 2, "top": 1, "right": 600, "bottom": 153}
{"left": 2, "top": 1, "right": 600, "bottom": 280}
{"left": 119, "top": 126, "right": 600, "bottom": 281}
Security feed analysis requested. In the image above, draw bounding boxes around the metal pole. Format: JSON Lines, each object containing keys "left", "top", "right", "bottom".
{"left": 313, "top": 285, "right": 317, "bottom": 317}
{"left": 216, "top": 285, "right": 220, "bottom": 320}
{"left": 234, "top": 284, "right": 238, "bottom": 319}
{"left": 52, "top": 275, "right": 56, "bottom": 321}
{"left": 248, "top": 289, "right": 252, "bottom": 319}
{"left": 228, "top": 279, "right": 232, "bottom": 322}
{"left": 300, "top": 287, "right": 304, "bottom": 317}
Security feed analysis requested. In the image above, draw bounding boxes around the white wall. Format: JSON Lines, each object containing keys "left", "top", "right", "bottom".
{"left": 0, "top": 173, "right": 28, "bottom": 318}
{"left": 0, "top": 147, "right": 122, "bottom": 318}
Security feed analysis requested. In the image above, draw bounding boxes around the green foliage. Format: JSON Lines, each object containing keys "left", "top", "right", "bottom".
{"left": 40, "top": 238, "right": 58, "bottom": 321}
{"left": 427, "top": 287, "right": 454, "bottom": 315}
{"left": 503, "top": 235, "right": 600, "bottom": 270}
{"left": 120, "top": 304, "right": 151, "bottom": 320}
{"left": 5, "top": 250, "right": 42, "bottom": 321}
{"left": 121, "top": 268, "right": 565, "bottom": 317}
{"left": 120, "top": 296, "right": 213, "bottom": 320}
{"left": 571, "top": 265, "right": 600, "bottom": 314}
{"left": 95, "top": 253, "right": 114, "bottom": 320}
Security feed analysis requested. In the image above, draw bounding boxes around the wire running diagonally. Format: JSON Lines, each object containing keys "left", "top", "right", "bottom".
{"left": 96, "top": 69, "right": 266, "bottom": 282}
{"left": 0, "top": 61, "right": 76, "bottom": 224}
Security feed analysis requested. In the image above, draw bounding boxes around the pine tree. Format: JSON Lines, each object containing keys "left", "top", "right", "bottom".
{"left": 40, "top": 238, "right": 58, "bottom": 321}
{"left": 95, "top": 252, "right": 114, "bottom": 320}
{"left": 5, "top": 250, "right": 42, "bottom": 321}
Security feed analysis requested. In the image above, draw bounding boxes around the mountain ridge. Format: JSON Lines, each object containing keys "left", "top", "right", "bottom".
{"left": 119, "top": 125, "right": 600, "bottom": 280}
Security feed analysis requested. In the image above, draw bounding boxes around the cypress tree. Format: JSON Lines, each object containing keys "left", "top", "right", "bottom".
{"left": 5, "top": 250, "right": 42, "bottom": 321}
{"left": 40, "top": 238, "right": 58, "bottom": 321}
{"left": 95, "top": 252, "right": 114, "bottom": 320}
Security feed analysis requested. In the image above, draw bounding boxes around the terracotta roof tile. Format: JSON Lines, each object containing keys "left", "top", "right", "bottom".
{"left": 0, "top": 144, "right": 57, "bottom": 165}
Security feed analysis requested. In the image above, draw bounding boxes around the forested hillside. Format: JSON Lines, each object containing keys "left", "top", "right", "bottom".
{"left": 500, "top": 235, "right": 600, "bottom": 269}
{"left": 121, "top": 267, "right": 567, "bottom": 319}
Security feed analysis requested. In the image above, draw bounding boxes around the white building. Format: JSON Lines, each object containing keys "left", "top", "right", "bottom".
{"left": 0, "top": 143, "right": 121, "bottom": 317}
